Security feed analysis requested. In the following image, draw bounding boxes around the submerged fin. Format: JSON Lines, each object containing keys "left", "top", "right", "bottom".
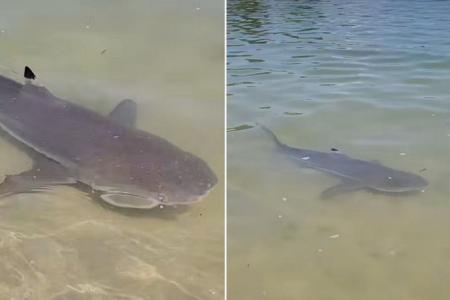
{"left": 258, "top": 124, "right": 285, "bottom": 148}
{"left": 21, "top": 82, "right": 53, "bottom": 99}
{"left": 0, "top": 156, "right": 76, "bottom": 197}
{"left": 108, "top": 99, "right": 137, "bottom": 127}
{"left": 320, "top": 181, "right": 364, "bottom": 199}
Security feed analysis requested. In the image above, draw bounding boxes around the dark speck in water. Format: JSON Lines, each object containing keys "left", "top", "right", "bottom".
{"left": 227, "top": 124, "right": 254, "bottom": 132}
{"left": 259, "top": 106, "right": 271, "bottom": 109}
{"left": 247, "top": 58, "right": 264, "bottom": 63}
{"left": 283, "top": 112, "right": 303, "bottom": 116}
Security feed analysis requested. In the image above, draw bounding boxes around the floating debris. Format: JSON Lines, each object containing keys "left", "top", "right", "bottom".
{"left": 277, "top": 214, "right": 283, "bottom": 219}
{"left": 282, "top": 197, "right": 287, "bottom": 202}
{"left": 259, "top": 106, "right": 271, "bottom": 109}
{"left": 331, "top": 147, "right": 339, "bottom": 152}
{"left": 419, "top": 168, "right": 427, "bottom": 173}
{"left": 329, "top": 234, "right": 340, "bottom": 239}
{"left": 208, "top": 289, "right": 217, "bottom": 295}
{"left": 100, "top": 49, "right": 107, "bottom": 55}
{"left": 301, "top": 156, "right": 310, "bottom": 160}
{"left": 317, "top": 248, "right": 323, "bottom": 253}
{"left": 399, "top": 152, "right": 406, "bottom": 156}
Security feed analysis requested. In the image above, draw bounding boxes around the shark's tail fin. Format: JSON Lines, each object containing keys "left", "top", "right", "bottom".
{"left": 257, "top": 123, "right": 284, "bottom": 148}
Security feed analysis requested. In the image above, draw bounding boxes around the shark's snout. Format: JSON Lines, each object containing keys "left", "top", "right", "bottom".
{"left": 159, "top": 154, "right": 217, "bottom": 204}
{"left": 191, "top": 165, "right": 218, "bottom": 196}
{"left": 376, "top": 172, "right": 428, "bottom": 193}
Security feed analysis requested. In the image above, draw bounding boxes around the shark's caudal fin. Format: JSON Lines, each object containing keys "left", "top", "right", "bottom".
{"left": 108, "top": 99, "right": 137, "bottom": 127}
{"left": 258, "top": 124, "right": 285, "bottom": 148}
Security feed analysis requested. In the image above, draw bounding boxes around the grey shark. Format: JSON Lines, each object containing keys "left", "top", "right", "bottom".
{"left": 261, "top": 126, "right": 428, "bottom": 198}
{"left": 0, "top": 69, "right": 217, "bottom": 209}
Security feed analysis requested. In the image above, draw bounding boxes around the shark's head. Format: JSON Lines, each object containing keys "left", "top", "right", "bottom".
{"left": 98, "top": 152, "right": 217, "bottom": 209}
{"left": 157, "top": 153, "right": 218, "bottom": 205}
{"left": 373, "top": 170, "right": 428, "bottom": 193}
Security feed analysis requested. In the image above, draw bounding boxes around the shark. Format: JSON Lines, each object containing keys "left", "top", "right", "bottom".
{"left": 0, "top": 67, "right": 217, "bottom": 209}
{"left": 260, "top": 125, "right": 428, "bottom": 198}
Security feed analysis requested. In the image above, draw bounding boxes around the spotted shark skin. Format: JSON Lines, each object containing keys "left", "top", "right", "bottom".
{"left": 0, "top": 70, "right": 217, "bottom": 209}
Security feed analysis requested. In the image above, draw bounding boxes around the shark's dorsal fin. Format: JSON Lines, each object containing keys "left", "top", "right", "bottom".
{"left": 108, "top": 99, "right": 137, "bottom": 127}
{"left": 21, "top": 82, "right": 52, "bottom": 98}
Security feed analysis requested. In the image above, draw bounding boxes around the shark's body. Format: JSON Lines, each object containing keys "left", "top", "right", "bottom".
{"left": 261, "top": 126, "right": 428, "bottom": 198}
{"left": 0, "top": 72, "right": 217, "bottom": 209}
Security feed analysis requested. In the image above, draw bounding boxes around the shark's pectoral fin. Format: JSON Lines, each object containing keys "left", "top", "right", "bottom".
{"left": 0, "top": 156, "right": 76, "bottom": 197}
{"left": 320, "top": 181, "right": 364, "bottom": 199}
{"left": 108, "top": 99, "right": 137, "bottom": 127}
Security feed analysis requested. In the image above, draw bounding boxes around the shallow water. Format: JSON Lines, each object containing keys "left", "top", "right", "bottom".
{"left": 0, "top": 1, "right": 223, "bottom": 299}
{"left": 228, "top": 0, "right": 450, "bottom": 299}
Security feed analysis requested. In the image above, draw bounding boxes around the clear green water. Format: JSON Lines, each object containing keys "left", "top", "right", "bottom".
{"left": 228, "top": 0, "right": 450, "bottom": 299}
{"left": 0, "top": 1, "right": 223, "bottom": 299}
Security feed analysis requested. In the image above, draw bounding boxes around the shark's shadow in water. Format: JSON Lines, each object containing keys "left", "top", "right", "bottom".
{"left": 259, "top": 125, "right": 428, "bottom": 198}
{"left": 0, "top": 67, "right": 217, "bottom": 210}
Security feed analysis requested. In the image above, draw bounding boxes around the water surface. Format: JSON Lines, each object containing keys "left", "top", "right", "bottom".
{"left": 0, "top": 1, "right": 223, "bottom": 299}
{"left": 228, "top": 0, "right": 450, "bottom": 299}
